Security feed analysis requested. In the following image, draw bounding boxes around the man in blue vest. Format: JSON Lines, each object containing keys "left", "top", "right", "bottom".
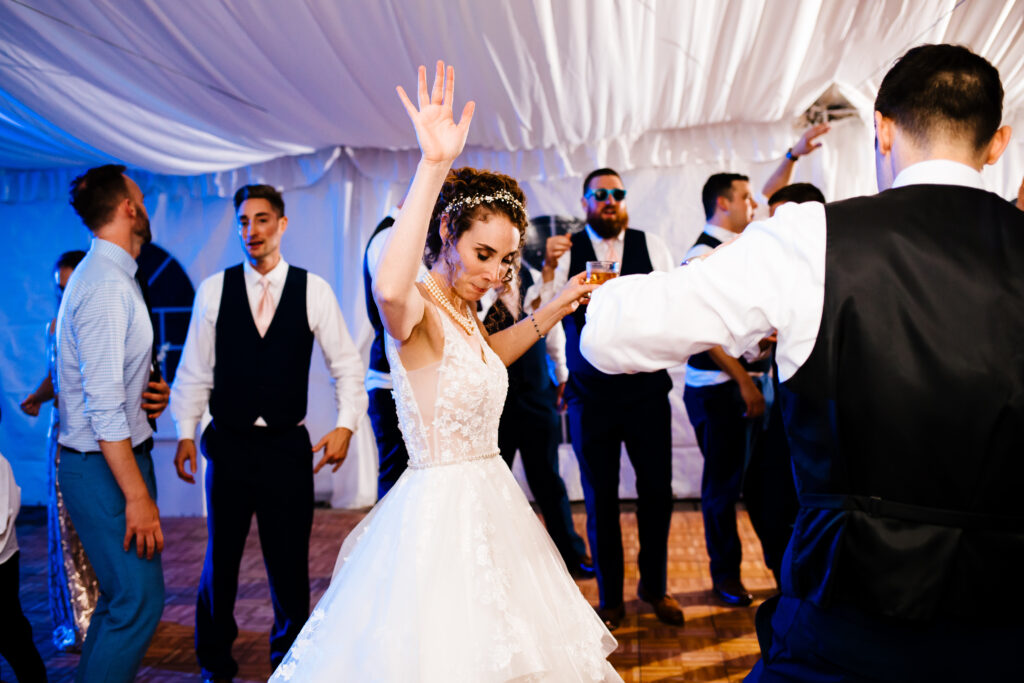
{"left": 541, "top": 168, "right": 681, "bottom": 629}
{"left": 683, "top": 173, "right": 794, "bottom": 606}
{"left": 171, "top": 185, "right": 367, "bottom": 682}
{"left": 581, "top": 44, "right": 1023, "bottom": 681}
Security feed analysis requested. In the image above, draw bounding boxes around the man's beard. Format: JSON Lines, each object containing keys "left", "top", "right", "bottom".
{"left": 587, "top": 208, "right": 628, "bottom": 239}
{"left": 134, "top": 204, "right": 152, "bottom": 245}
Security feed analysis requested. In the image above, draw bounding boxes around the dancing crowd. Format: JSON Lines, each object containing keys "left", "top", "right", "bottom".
{"left": 2, "top": 42, "right": 1023, "bottom": 683}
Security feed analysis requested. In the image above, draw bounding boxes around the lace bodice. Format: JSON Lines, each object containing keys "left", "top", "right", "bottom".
{"left": 386, "top": 303, "right": 508, "bottom": 468}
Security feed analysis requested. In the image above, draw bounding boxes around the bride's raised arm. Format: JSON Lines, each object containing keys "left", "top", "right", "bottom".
{"left": 373, "top": 61, "right": 475, "bottom": 343}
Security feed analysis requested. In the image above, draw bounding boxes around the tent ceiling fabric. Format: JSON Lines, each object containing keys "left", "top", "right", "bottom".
{"left": 1, "top": 0, "right": 1023, "bottom": 176}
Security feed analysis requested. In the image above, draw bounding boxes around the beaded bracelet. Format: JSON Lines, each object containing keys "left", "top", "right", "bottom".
{"left": 529, "top": 313, "right": 545, "bottom": 340}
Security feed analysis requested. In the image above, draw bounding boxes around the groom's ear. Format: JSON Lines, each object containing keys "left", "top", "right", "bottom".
{"left": 874, "top": 111, "right": 894, "bottom": 157}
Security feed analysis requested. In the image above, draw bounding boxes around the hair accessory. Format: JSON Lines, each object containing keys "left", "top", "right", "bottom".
{"left": 529, "top": 313, "right": 544, "bottom": 340}
{"left": 423, "top": 272, "right": 477, "bottom": 336}
{"left": 441, "top": 189, "right": 524, "bottom": 220}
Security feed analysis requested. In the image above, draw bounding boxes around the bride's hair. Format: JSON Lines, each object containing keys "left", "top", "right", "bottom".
{"left": 425, "top": 167, "right": 528, "bottom": 288}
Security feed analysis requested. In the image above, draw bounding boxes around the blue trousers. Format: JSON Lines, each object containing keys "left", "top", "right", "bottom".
{"left": 58, "top": 449, "right": 165, "bottom": 683}
{"left": 747, "top": 595, "right": 1024, "bottom": 681}
{"left": 498, "top": 403, "right": 586, "bottom": 564}
{"left": 369, "top": 388, "right": 409, "bottom": 499}
{"left": 684, "top": 380, "right": 796, "bottom": 583}
{"left": 568, "top": 392, "right": 673, "bottom": 608}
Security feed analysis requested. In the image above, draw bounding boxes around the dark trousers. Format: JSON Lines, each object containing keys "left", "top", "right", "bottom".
{"left": 0, "top": 552, "right": 47, "bottom": 683}
{"left": 498, "top": 403, "right": 586, "bottom": 564}
{"left": 369, "top": 388, "right": 408, "bottom": 500}
{"left": 196, "top": 422, "right": 314, "bottom": 679}
{"left": 684, "top": 380, "right": 796, "bottom": 582}
{"left": 747, "top": 595, "right": 1024, "bottom": 682}
{"left": 568, "top": 392, "right": 673, "bottom": 608}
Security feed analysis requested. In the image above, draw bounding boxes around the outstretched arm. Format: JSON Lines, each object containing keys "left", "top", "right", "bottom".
{"left": 762, "top": 123, "right": 830, "bottom": 200}
{"left": 20, "top": 373, "right": 54, "bottom": 416}
{"left": 374, "top": 62, "right": 475, "bottom": 343}
{"left": 486, "top": 273, "right": 595, "bottom": 366}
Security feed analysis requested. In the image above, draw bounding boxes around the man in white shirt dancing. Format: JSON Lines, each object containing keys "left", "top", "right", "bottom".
{"left": 581, "top": 44, "right": 1023, "bottom": 681}
{"left": 171, "top": 185, "right": 367, "bottom": 681}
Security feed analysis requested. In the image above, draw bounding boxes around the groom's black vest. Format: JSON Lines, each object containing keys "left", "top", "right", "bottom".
{"left": 562, "top": 228, "right": 672, "bottom": 401}
{"left": 210, "top": 264, "right": 315, "bottom": 430}
{"left": 779, "top": 184, "right": 1024, "bottom": 621}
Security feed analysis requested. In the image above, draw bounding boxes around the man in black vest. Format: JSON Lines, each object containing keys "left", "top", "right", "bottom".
{"left": 541, "top": 168, "right": 681, "bottom": 629}
{"left": 363, "top": 209, "right": 410, "bottom": 499}
{"left": 171, "top": 185, "right": 367, "bottom": 681}
{"left": 683, "top": 173, "right": 795, "bottom": 605}
{"left": 581, "top": 44, "right": 1023, "bottom": 681}
{"left": 482, "top": 265, "right": 594, "bottom": 579}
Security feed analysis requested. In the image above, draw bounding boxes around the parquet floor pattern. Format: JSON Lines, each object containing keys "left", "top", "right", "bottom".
{"left": 9, "top": 502, "right": 772, "bottom": 682}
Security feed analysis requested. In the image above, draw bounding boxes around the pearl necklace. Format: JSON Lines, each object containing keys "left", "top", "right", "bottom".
{"left": 423, "top": 273, "right": 477, "bottom": 336}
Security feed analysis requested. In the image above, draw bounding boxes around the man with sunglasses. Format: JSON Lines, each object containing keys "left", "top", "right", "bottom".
{"left": 540, "top": 168, "right": 678, "bottom": 630}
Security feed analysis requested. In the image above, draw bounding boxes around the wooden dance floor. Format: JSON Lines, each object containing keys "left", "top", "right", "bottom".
{"left": 10, "top": 502, "right": 774, "bottom": 682}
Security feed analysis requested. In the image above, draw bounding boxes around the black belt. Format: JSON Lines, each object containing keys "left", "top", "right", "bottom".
{"left": 801, "top": 493, "right": 1024, "bottom": 531}
{"left": 61, "top": 437, "right": 154, "bottom": 457}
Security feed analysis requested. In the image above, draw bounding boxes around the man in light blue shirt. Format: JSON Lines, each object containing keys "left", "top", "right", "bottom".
{"left": 56, "top": 164, "right": 166, "bottom": 683}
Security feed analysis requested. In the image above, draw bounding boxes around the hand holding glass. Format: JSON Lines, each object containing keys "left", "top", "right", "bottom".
{"left": 585, "top": 260, "right": 620, "bottom": 285}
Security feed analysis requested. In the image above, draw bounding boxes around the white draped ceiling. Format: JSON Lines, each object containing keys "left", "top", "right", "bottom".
{"left": 2, "top": 0, "right": 1023, "bottom": 508}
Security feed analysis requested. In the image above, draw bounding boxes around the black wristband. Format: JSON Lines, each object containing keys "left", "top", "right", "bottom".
{"left": 785, "top": 148, "right": 799, "bottom": 162}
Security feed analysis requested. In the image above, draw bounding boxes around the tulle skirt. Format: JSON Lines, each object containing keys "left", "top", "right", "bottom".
{"left": 271, "top": 455, "right": 621, "bottom": 682}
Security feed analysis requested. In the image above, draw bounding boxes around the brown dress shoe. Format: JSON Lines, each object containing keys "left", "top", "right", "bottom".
{"left": 712, "top": 577, "right": 754, "bottom": 607}
{"left": 637, "top": 586, "right": 685, "bottom": 626}
{"left": 596, "top": 603, "right": 626, "bottom": 631}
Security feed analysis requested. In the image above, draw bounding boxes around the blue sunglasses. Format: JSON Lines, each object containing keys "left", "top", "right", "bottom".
{"left": 585, "top": 188, "right": 627, "bottom": 202}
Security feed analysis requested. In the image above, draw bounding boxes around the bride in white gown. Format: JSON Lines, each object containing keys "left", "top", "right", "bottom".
{"left": 271, "top": 63, "right": 622, "bottom": 681}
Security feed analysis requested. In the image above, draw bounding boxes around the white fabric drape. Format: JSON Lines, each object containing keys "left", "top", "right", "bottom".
{"left": 1, "top": 1, "right": 1023, "bottom": 176}
{"left": 2, "top": 0, "right": 1024, "bottom": 508}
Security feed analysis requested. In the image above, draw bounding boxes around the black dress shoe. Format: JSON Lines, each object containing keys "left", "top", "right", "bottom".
{"left": 596, "top": 603, "right": 626, "bottom": 631}
{"left": 567, "top": 554, "right": 596, "bottom": 580}
{"left": 712, "top": 577, "right": 753, "bottom": 607}
{"left": 637, "top": 582, "right": 685, "bottom": 626}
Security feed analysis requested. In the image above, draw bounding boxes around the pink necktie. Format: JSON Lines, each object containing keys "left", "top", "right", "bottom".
{"left": 255, "top": 276, "right": 274, "bottom": 337}
{"left": 606, "top": 239, "right": 619, "bottom": 262}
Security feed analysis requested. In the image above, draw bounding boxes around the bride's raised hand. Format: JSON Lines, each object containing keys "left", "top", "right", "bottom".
{"left": 396, "top": 61, "right": 475, "bottom": 165}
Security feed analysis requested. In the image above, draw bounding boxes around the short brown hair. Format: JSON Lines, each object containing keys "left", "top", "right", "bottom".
{"left": 233, "top": 184, "right": 285, "bottom": 217}
{"left": 69, "top": 164, "right": 129, "bottom": 232}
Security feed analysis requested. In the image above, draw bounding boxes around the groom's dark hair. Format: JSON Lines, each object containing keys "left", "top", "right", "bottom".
{"left": 875, "top": 44, "right": 1002, "bottom": 151}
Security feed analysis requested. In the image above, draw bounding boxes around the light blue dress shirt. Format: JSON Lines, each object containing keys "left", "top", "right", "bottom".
{"left": 56, "top": 238, "right": 154, "bottom": 451}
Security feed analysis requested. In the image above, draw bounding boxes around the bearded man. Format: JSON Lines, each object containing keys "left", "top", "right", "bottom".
{"left": 539, "top": 168, "right": 680, "bottom": 630}
{"left": 57, "top": 164, "right": 167, "bottom": 682}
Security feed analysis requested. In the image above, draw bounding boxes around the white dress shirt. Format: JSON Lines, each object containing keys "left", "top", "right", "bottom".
{"left": 682, "top": 222, "right": 742, "bottom": 263}
{"left": 541, "top": 223, "right": 676, "bottom": 300}
{"left": 171, "top": 258, "right": 368, "bottom": 440}
{"left": 580, "top": 160, "right": 988, "bottom": 382}
{"left": 682, "top": 223, "right": 749, "bottom": 387}
{"left": 0, "top": 454, "right": 19, "bottom": 565}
